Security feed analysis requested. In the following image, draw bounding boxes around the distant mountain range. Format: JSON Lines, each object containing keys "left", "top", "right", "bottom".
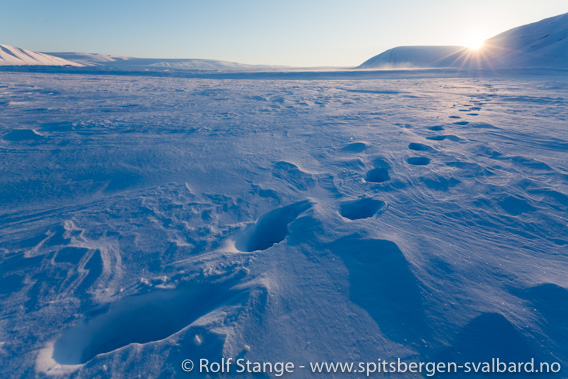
{"left": 2, "top": 12, "right": 567, "bottom": 71}
{"left": 0, "top": 46, "right": 270, "bottom": 71}
{"left": 46, "top": 52, "right": 269, "bottom": 71}
{"left": 0, "top": 44, "right": 82, "bottom": 67}
{"left": 359, "top": 12, "right": 568, "bottom": 69}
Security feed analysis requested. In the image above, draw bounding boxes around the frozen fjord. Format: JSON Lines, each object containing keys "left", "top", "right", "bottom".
{"left": 0, "top": 70, "right": 567, "bottom": 377}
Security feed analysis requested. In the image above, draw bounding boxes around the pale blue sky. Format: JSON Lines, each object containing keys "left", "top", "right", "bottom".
{"left": 1, "top": 0, "right": 566, "bottom": 66}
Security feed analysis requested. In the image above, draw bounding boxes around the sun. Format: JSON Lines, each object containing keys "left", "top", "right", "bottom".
{"left": 466, "top": 38, "right": 485, "bottom": 50}
{"left": 464, "top": 31, "right": 487, "bottom": 50}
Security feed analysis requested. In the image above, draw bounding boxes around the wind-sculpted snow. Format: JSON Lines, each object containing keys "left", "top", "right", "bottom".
{"left": 434, "top": 313, "right": 536, "bottom": 364}
{"left": 2, "top": 129, "right": 43, "bottom": 141}
{"left": 514, "top": 283, "right": 568, "bottom": 361}
{"left": 0, "top": 70, "right": 567, "bottom": 377}
{"left": 328, "top": 236, "right": 429, "bottom": 345}
{"left": 235, "top": 200, "right": 313, "bottom": 252}
{"left": 52, "top": 275, "right": 245, "bottom": 364}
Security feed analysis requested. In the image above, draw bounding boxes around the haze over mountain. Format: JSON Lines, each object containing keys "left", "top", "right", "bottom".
{"left": 360, "top": 12, "right": 568, "bottom": 69}
{"left": 0, "top": 44, "right": 82, "bottom": 67}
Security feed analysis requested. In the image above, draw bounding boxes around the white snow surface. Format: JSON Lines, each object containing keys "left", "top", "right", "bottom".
{"left": 0, "top": 69, "right": 567, "bottom": 377}
{"left": 361, "top": 12, "right": 568, "bottom": 69}
{"left": 0, "top": 44, "right": 82, "bottom": 67}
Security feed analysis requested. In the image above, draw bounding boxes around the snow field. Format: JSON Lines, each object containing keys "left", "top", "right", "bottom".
{"left": 0, "top": 71, "right": 566, "bottom": 377}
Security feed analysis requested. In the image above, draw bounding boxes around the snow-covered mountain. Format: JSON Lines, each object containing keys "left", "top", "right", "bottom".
{"left": 0, "top": 47, "right": 272, "bottom": 71}
{"left": 479, "top": 11, "right": 568, "bottom": 68}
{"left": 359, "top": 46, "right": 464, "bottom": 69}
{"left": 360, "top": 12, "right": 568, "bottom": 69}
{"left": 47, "top": 52, "right": 270, "bottom": 71}
{"left": 0, "top": 44, "right": 82, "bottom": 67}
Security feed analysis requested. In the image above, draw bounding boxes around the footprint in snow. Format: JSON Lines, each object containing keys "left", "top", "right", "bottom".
{"left": 407, "top": 157, "right": 431, "bottom": 166}
{"left": 408, "top": 143, "right": 434, "bottom": 152}
{"left": 341, "top": 141, "right": 368, "bottom": 153}
{"left": 365, "top": 157, "right": 392, "bottom": 183}
{"left": 339, "top": 198, "right": 386, "bottom": 220}
{"left": 428, "top": 125, "right": 444, "bottom": 131}
{"left": 365, "top": 167, "right": 390, "bottom": 183}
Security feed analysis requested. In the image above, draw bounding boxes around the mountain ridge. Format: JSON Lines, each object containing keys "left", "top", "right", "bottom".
{"left": 46, "top": 52, "right": 271, "bottom": 71}
{"left": 359, "top": 12, "right": 568, "bottom": 69}
{"left": 0, "top": 44, "right": 82, "bottom": 67}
